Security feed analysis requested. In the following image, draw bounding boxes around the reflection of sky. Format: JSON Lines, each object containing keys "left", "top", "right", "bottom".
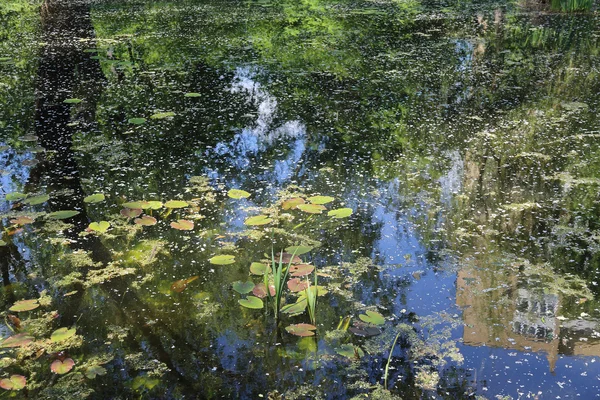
{"left": 0, "top": 145, "right": 31, "bottom": 213}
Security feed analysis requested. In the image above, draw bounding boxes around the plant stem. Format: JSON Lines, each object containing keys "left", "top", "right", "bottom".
{"left": 384, "top": 330, "right": 403, "bottom": 390}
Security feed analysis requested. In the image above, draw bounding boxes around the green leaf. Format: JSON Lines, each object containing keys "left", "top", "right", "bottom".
{"left": 9, "top": 299, "right": 39, "bottom": 312}
{"left": 164, "top": 200, "right": 188, "bottom": 209}
{"left": 122, "top": 201, "right": 149, "bottom": 209}
{"left": 238, "top": 296, "right": 264, "bottom": 309}
{"left": 285, "top": 323, "right": 316, "bottom": 337}
{"left": 227, "top": 189, "right": 251, "bottom": 199}
{"left": 249, "top": 262, "right": 269, "bottom": 275}
{"left": 184, "top": 92, "right": 201, "bottom": 97}
{"left": 5, "top": 192, "right": 26, "bottom": 201}
{"left": 145, "top": 201, "right": 163, "bottom": 210}
{"left": 0, "top": 375, "right": 26, "bottom": 390}
{"left": 359, "top": 310, "right": 385, "bottom": 325}
{"left": 63, "top": 98, "right": 82, "bottom": 104}
{"left": 150, "top": 111, "right": 175, "bottom": 119}
{"left": 0, "top": 240, "right": 6, "bottom": 247}
{"left": 244, "top": 215, "right": 272, "bottom": 226}
{"left": 209, "top": 255, "right": 235, "bottom": 265}
{"left": 281, "top": 299, "right": 307, "bottom": 315}
{"left": 170, "top": 219, "right": 194, "bottom": 230}
{"left": 128, "top": 117, "right": 146, "bottom": 125}
{"left": 281, "top": 197, "right": 305, "bottom": 210}
{"left": 23, "top": 194, "right": 49, "bottom": 205}
{"left": 134, "top": 216, "right": 157, "bottom": 226}
{"left": 10, "top": 216, "right": 34, "bottom": 225}
{"left": 285, "top": 245, "right": 313, "bottom": 255}
{"left": 48, "top": 210, "right": 80, "bottom": 220}
{"left": 50, "top": 327, "right": 76, "bottom": 343}
{"left": 328, "top": 208, "right": 353, "bottom": 218}
{"left": 120, "top": 208, "right": 142, "bottom": 218}
{"left": 335, "top": 344, "right": 364, "bottom": 359}
{"left": 85, "top": 365, "right": 107, "bottom": 379}
{"left": 83, "top": 193, "right": 105, "bottom": 203}
{"left": 232, "top": 281, "right": 255, "bottom": 294}
{"left": 51, "top": 358, "right": 74, "bottom": 374}
{"left": 308, "top": 195, "right": 334, "bottom": 205}
{"left": 88, "top": 221, "right": 110, "bottom": 233}
{"left": 297, "top": 204, "right": 326, "bottom": 214}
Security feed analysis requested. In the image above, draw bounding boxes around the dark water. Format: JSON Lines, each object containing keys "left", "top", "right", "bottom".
{"left": 1, "top": 0, "right": 600, "bottom": 398}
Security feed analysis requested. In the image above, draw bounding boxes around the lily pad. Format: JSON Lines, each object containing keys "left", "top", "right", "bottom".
{"left": 83, "top": 193, "right": 105, "bottom": 203}
{"left": 123, "top": 201, "right": 149, "bottom": 209}
{"left": 150, "top": 111, "right": 176, "bottom": 119}
{"left": 170, "top": 219, "right": 194, "bottom": 230}
{"left": 297, "top": 204, "right": 326, "bottom": 214}
{"left": 276, "top": 252, "right": 302, "bottom": 264}
{"left": 287, "top": 278, "right": 309, "bottom": 292}
{"left": 50, "top": 327, "right": 76, "bottom": 343}
{"left": 308, "top": 195, "right": 334, "bottom": 205}
{"left": 289, "top": 264, "right": 315, "bottom": 277}
{"left": 88, "top": 221, "right": 110, "bottom": 233}
{"left": 244, "top": 215, "right": 272, "bottom": 226}
{"left": 23, "top": 194, "right": 49, "bottom": 205}
{"left": 1, "top": 333, "right": 33, "bottom": 348}
{"left": 48, "top": 210, "right": 80, "bottom": 220}
{"left": 335, "top": 344, "right": 364, "bottom": 359}
{"left": 5, "top": 192, "right": 26, "bottom": 201}
{"left": 0, "top": 240, "right": 6, "bottom": 247}
{"left": 281, "top": 299, "right": 307, "bottom": 315}
{"left": 281, "top": 197, "right": 305, "bottom": 210}
{"left": 359, "top": 310, "right": 385, "bottom": 325}
{"left": 9, "top": 299, "right": 39, "bottom": 312}
{"left": 164, "top": 200, "right": 188, "bottom": 209}
{"left": 252, "top": 283, "right": 275, "bottom": 298}
{"left": 328, "top": 208, "right": 353, "bottom": 219}
{"left": 184, "top": 92, "right": 202, "bottom": 97}
{"left": 238, "top": 296, "right": 264, "bottom": 309}
{"left": 285, "top": 245, "right": 313, "bottom": 255}
{"left": 10, "top": 216, "right": 34, "bottom": 225}
{"left": 171, "top": 276, "right": 199, "bottom": 293}
{"left": 120, "top": 208, "right": 142, "bottom": 218}
{"left": 128, "top": 117, "right": 146, "bottom": 125}
{"left": 134, "top": 216, "right": 157, "bottom": 226}
{"left": 85, "top": 365, "right": 107, "bottom": 379}
{"left": 250, "top": 262, "right": 269, "bottom": 275}
{"left": 349, "top": 326, "right": 382, "bottom": 337}
{"left": 0, "top": 375, "right": 26, "bottom": 390}
{"left": 286, "top": 323, "right": 317, "bottom": 337}
{"left": 145, "top": 201, "right": 163, "bottom": 210}
{"left": 51, "top": 358, "right": 74, "bottom": 374}
{"left": 232, "top": 281, "right": 255, "bottom": 294}
{"left": 227, "top": 189, "right": 251, "bottom": 199}
{"left": 63, "top": 98, "right": 82, "bottom": 104}
{"left": 209, "top": 255, "right": 235, "bottom": 265}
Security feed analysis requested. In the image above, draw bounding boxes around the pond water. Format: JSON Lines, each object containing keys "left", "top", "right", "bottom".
{"left": 1, "top": 0, "right": 600, "bottom": 398}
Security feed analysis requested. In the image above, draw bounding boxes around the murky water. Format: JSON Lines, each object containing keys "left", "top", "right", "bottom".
{"left": 1, "top": 0, "right": 600, "bottom": 398}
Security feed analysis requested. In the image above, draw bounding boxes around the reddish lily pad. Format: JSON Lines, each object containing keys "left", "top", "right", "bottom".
{"left": 281, "top": 197, "right": 305, "bottom": 210}
{"left": 9, "top": 299, "right": 39, "bottom": 312}
{"left": 297, "top": 204, "right": 326, "bottom": 214}
{"left": 171, "top": 276, "right": 199, "bottom": 293}
{"left": 0, "top": 375, "right": 26, "bottom": 390}
{"left": 252, "top": 283, "right": 275, "bottom": 298}
{"left": 170, "top": 219, "right": 194, "bottom": 230}
{"left": 120, "top": 208, "right": 142, "bottom": 218}
{"left": 287, "top": 278, "right": 309, "bottom": 293}
{"left": 1, "top": 333, "right": 33, "bottom": 348}
{"left": 134, "top": 216, "right": 157, "bottom": 226}
{"left": 51, "top": 358, "right": 74, "bottom": 374}
{"left": 289, "top": 264, "right": 315, "bottom": 277}
{"left": 276, "top": 252, "right": 302, "bottom": 264}
{"left": 286, "top": 323, "right": 317, "bottom": 337}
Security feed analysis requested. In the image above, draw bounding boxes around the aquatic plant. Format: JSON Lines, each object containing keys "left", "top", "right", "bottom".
{"left": 550, "top": 0, "right": 593, "bottom": 11}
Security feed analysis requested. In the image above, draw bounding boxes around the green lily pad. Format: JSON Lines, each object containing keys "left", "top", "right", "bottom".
{"left": 0, "top": 240, "right": 6, "bottom": 247}
{"left": 51, "top": 358, "right": 74, "bottom": 374}
{"left": 23, "top": 194, "right": 49, "bottom": 205}
{"left": 83, "top": 193, "right": 105, "bottom": 203}
{"left": 120, "top": 208, "right": 142, "bottom": 218}
{"left": 128, "top": 117, "right": 146, "bottom": 125}
{"left": 244, "top": 215, "right": 273, "bottom": 226}
{"left": 145, "top": 201, "right": 163, "bottom": 210}
{"left": 123, "top": 201, "right": 149, "bottom": 209}
{"left": 134, "top": 216, "right": 157, "bottom": 226}
{"left": 297, "top": 204, "right": 326, "bottom": 214}
{"left": 0, "top": 375, "right": 26, "bottom": 390}
{"left": 209, "top": 255, "right": 235, "bottom": 265}
{"left": 285, "top": 245, "right": 313, "bottom": 255}
{"left": 50, "top": 327, "right": 76, "bottom": 343}
{"left": 85, "top": 365, "right": 107, "bottom": 379}
{"left": 249, "top": 262, "right": 269, "bottom": 275}
{"left": 281, "top": 299, "right": 307, "bottom": 315}
{"left": 10, "top": 216, "right": 34, "bottom": 225}
{"left": 232, "top": 281, "right": 255, "bottom": 294}
{"left": 88, "top": 221, "right": 110, "bottom": 233}
{"left": 289, "top": 264, "right": 315, "bottom": 277}
{"left": 184, "top": 92, "right": 202, "bottom": 97}
{"left": 48, "top": 210, "right": 80, "bottom": 220}
{"left": 1, "top": 333, "right": 33, "bottom": 348}
{"left": 308, "top": 195, "right": 334, "bottom": 205}
{"left": 281, "top": 197, "right": 305, "bottom": 210}
{"left": 287, "top": 278, "right": 309, "bottom": 292}
{"left": 63, "top": 98, "right": 82, "bottom": 104}
{"left": 170, "top": 219, "right": 194, "bottom": 230}
{"left": 5, "top": 192, "right": 26, "bottom": 201}
{"left": 286, "top": 323, "right": 317, "bottom": 337}
{"left": 9, "top": 299, "right": 39, "bottom": 312}
{"left": 335, "top": 344, "right": 364, "bottom": 359}
{"left": 227, "top": 189, "right": 251, "bottom": 199}
{"left": 164, "top": 200, "right": 188, "bottom": 209}
{"left": 238, "top": 296, "right": 264, "bottom": 309}
{"left": 150, "top": 111, "right": 176, "bottom": 119}
{"left": 328, "top": 208, "right": 353, "bottom": 218}
{"left": 359, "top": 310, "right": 385, "bottom": 325}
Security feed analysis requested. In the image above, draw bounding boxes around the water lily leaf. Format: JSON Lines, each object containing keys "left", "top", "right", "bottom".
{"left": 276, "top": 252, "right": 302, "bottom": 264}
{"left": 244, "top": 215, "right": 272, "bottom": 226}
{"left": 308, "top": 195, "right": 334, "bottom": 205}
{"left": 297, "top": 204, "right": 326, "bottom": 214}
{"left": 88, "top": 221, "right": 110, "bottom": 233}
{"left": 359, "top": 310, "right": 385, "bottom": 325}
{"left": 85, "top": 365, "right": 107, "bottom": 379}
{"left": 145, "top": 201, "right": 163, "bottom": 210}
{"left": 238, "top": 296, "right": 263, "bottom": 309}
{"left": 83, "top": 193, "right": 105, "bottom": 203}
{"left": 287, "top": 278, "right": 309, "bottom": 292}
{"left": 134, "top": 216, "right": 157, "bottom": 226}
{"left": 250, "top": 262, "right": 269, "bottom": 275}
{"left": 227, "top": 189, "right": 250, "bottom": 199}
{"left": 120, "top": 208, "right": 142, "bottom": 218}
{"left": 232, "top": 281, "right": 255, "bottom": 294}
{"left": 328, "top": 208, "right": 353, "bottom": 219}
{"left": 561, "top": 101, "right": 588, "bottom": 111}
{"left": 184, "top": 92, "right": 201, "bottom": 97}
{"left": 164, "top": 200, "right": 188, "bottom": 209}
{"left": 7, "top": 227, "right": 22, "bottom": 236}
{"left": 170, "top": 219, "right": 194, "bottom": 230}
{"left": 128, "top": 118, "right": 146, "bottom": 125}
{"left": 10, "top": 216, "right": 34, "bottom": 225}
{"left": 0, "top": 375, "right": 26, "bottom": 390}
{"left": 48, "top": 210, "right": 80, "bottom": 220}
{"left": 50, "top": 327, "right": 76, "bottom": 343}
{"left": 63, "top": 98, "right": 82, "bottom": 104}
{"left": 281, "top": 299, "right": 307, "bottom": 315}
{"left": 209, "top": 255, "right": 235, "bottom": 265}
{"left": 252, "top": 283, "right": 275, "bottom": 298}
{"left": 0, "top": 240, "right": 6, "bottom": 247}
{"left": 281, "top": 197, "right": 305, "bottom": 210}
{"left": 335, "top": 344, "right": 364, "bottom": 359}
{"left": 1, "top": 333, "right": 33, "bottom": 348}
{"left": 349, "top": 326, "right": 382, "bottom": 337}
{"left": 289, "top": 264, "right": 314, "bottom": 277}
{"left": 171, "top": 276, "right": 199, "bottom": 293}
{"left": 9, "top": 299, "right": 39, "bottom": 312}
{"left": 51, "top": 358, "right": 74, "bottom": 374}
{"left": 5, "top": 192, "right": 26, "bottom": 201}
{"left": 286, "top": 323, "right": 316, "bottom": 337}
{"left": 284, "top": 245, "right": 313, "bottom": 255}
{"left": 123, "top": 201, "right": 149, "bottom": 209}
{"left": 150, "top": 112, "right": 175, "bottom": 119}
{"left": 23, "top": 194, "right": 49, "bottom": 205}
